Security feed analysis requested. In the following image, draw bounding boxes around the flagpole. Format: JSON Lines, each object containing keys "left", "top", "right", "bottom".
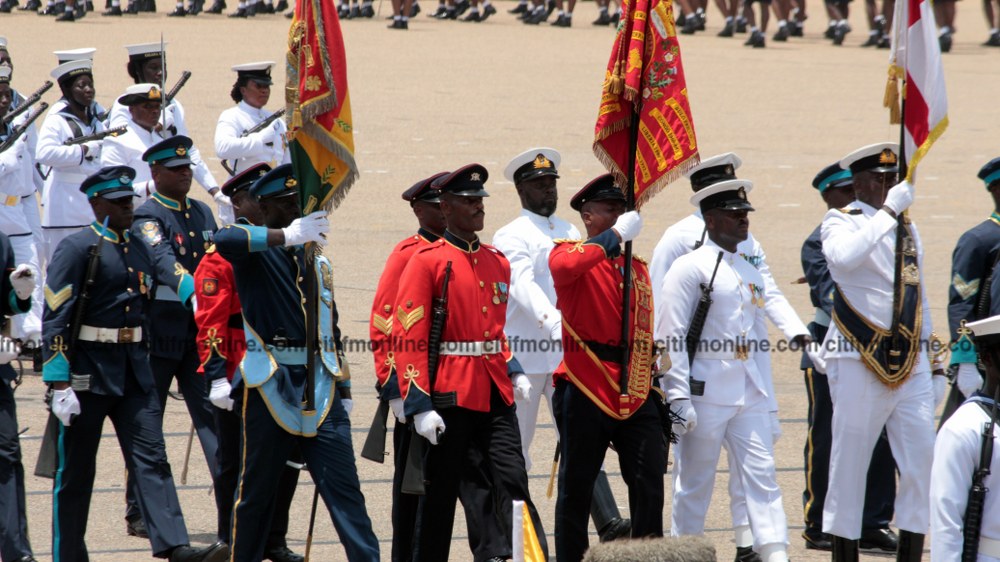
{"left": 619, "top": 107, "right": 640, "bottom": 406}
{"left": 890, "top": 7, "right": 908, "bottom": 336}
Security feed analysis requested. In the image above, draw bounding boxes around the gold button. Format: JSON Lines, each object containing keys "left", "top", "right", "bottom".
{"left": 193, "top": 251, "right": 198, "bottom": 257}
{"left": 298, "top": 277, "right": 304, "bottom": 282}
{"left": 127, "top": 288, "right": 133, "bottom": 293}
{"left": 482, "top": 306, "right": 487, "bottom": 313}
{"left": 124, "top": 248, "right": 129, "bottom": 253}
{"left": 479, "top": 281, "right": 484, "bottom": 288}
{"left": 125, "top": 306, "right": 130, "bottom": 312}
{"left": 473, "top": 259, "right": 478, "bottom": 265}
{"left": 484, "top": 331, "right": 490, "bottom": 338}
{"left": 189, "top": 231, "right": 196, "bottom": 237}
{"left": 619, "top": 283, "right": 624, "bottom": 289}
{"left": 301, "top": 298, "right": 307, "bottom": 304}
{"left": 185, "top": 213, "right": 191, "bottom": 219}
{"left": 128, "top": 267, "right": 134, "bottom": 272}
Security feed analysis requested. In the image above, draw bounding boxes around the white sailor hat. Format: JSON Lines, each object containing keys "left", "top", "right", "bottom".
{"left": 0, "top": 37, "right": 8, "bottom": 51}
{"left": 125, "top": 42, "right": 166, "bottom": 61}
{"left": 117, "top": 83, "right": 162, "bottom": 106}
{"left": 0, "top": 65, "right": 11, "bottom": 84}
{"left": 690, "top": 178, "right": 754, "bottom": 212}
{"left": 53, "top": 48, "right": 97, "bottom": 64}
{"left": 839, "top": 142, "right": 900, "bottom": 175}
{"left": 684, "top": 152, "right": 743, "bottom": 192}
{"left": 231, "top": 61, "right": 274, "bottom": 85}
{"left": 503, "top": 147, "right": 561, "bottom": 184}
{"left": 51, "top": 59, "right": 93, "bottom": 83}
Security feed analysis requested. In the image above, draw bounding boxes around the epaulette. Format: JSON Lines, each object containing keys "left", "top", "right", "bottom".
{"left": 633, "top": 254, "right": 648, "bottom": 265}
{"left": 552, "top": 238, "right": 583, "bottom": 244}
{"left": 836, "top": 207, "right": 863, "bottom": 215}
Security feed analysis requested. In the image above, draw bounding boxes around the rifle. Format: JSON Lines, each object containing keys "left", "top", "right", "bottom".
{"left": 63, "top": 125, "right": 127, "bottom": 146}
{"left": 401, "top": 261, "right": 452, "bottom": 495}
{"left": 0, "top": 102, "right": 48, "bottom": 153}
{"left": 685, "top": 251, "right": 724, "bottom": 366}
{"left": 961, "top": 383, "right": 999, "bottom": 561}
{"left": 220, "top": 108, "right": 287, "bottom": 176}
{"left": 975, "top": 248, "right": 1000, "bottom": 319}
{"left": 360, "top": 397, "right": 390, "bottom": 463}
{"left": 166, "top": 71, "right": 192, "bottom": 104}
{"left": 2, "top": 81, "right": 53, "bottom": 126}
{"left": 35, "top": 217, "right": 111, "bottom": 479}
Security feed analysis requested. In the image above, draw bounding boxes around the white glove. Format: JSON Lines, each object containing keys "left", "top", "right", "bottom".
{"left": 670, "top": 399, "right": 697, "bottom": 436}
{"left": 414, "top": 410, "right": 446, "bottom": 445}
{"left": 281, "top": 211, "right": 329, "bottom": 247}
{"left": 256, "top": 125, "right": 280, "bottom": 146}
{"left": 52, "top": 388, "right": 82, "bottom": 426}
{"left": 769, "top": 411, "right": 781, "bottom": 445}
{"left": 82, "top": 141, "right": 102, "bottom": 160}
{"left": 548, "top": 319, "right": 562, "bottom": 343}
{"left": 209, "top": 378, "right": 234, "bottom": 411}
{"left": 956, "top": 363, "right": 983, "bottom": 398}
{"left": 341, "top": 398, "right": 353, "bottom": 415}
{"left": 806, "top": 341, "right": 826, "bottom": 375}
{"left": 0, "top": 336, "right": 20, "bottom": 365}
{"left": 933, "top": 375, "right": 948, "bottom": 408}
{"left": 188, "top": 294, "right": 198, "bottom": 313}
{"left": 212, "top": 189, "right": 232, "bottom": 209}
{"left": 611, "top": 211, "right": 643, "bottom": 243}
{"left": 10, "top": 264, "right": 36, "bottom": 301}
{"left": 513, "top": 373, "right": 532, "bottom": 401}
{"left": 884, "top": 180, "right": 914, "bottom": 215}
{"left": 389, "top": 397, "right": 406, "bottom": 424}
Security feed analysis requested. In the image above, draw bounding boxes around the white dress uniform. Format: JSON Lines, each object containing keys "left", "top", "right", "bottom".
{"left": 492, "top": 208, "right": 579, "bottom": 469}
{"left": 930, "top": 395, "right": 1000, "bottom": 562}
{"left": 819, "top": 198, "right": 936, "bottom": 539}
{"left": 214, "top": 101, "right": 288, "bottom": 177}
{"left": 660, "top": 236, "right": 789, "bottom": 552}
{"left": 100, "top": 115, "right": 164, "bottom": 207}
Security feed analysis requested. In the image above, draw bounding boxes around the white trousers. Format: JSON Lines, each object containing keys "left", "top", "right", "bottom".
{"left": 513, "top": 371, "right": 556, "bottom": 471}
{"left": 822, "top": 357, "right": 935, "bottom": 538}
{"left": 672, "top": 392, "right": 788, "bottom": 549}
{"left": 0, "top": 200, "right": 43, "bottom": 340}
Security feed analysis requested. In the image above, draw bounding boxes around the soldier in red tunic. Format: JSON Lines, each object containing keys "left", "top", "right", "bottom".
{"left": 549, "top": 173, "right": 665, "bottom": 562}
{"left": 393, "top": 164, "right": 548, "bottom": 562}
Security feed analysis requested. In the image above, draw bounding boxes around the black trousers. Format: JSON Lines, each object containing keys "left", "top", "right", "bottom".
{"left": 552, "top": 379, "right": 665, "bottom": 562}
{"left": 415, "top": 385, "right": 548, "bottom": 562}
{"left": 391, "top": 416, "right": 507, "bottom": 562}
{"left": 53, "top": 370, "right": 189, "bottom": 561}
{"left": 214, "top": 404, "right": 300, "bottom": 547}
{"left": 0, "top": 381, "right": 32, "bottom": 561}
{"left": 802, "top": 367, "right": 896, "bottom": 534}
{"left": 126, "top": 345, "right": 220, "bottom": 522}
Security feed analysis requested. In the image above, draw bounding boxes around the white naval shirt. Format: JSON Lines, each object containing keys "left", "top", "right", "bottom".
{"left": 492, "top": 209, "right": 580, "bottom": 374}
{"left": 214, "top": 101, "right": 289, "bottom": 176}
{"left": 650, "top": 210, "right": 808, "bottom": 341}
{"left": 930, "top": 399, "right": 1000, "bottom": 562}
{"left": 820, "top": 201, "right": 933, "bottom": 368}
{"left": 109, "top": 98, "right": 220, "bottom": 194}
{"left": 0, "top": 116, "right": 39, "bottom": 236}
{"left": 36, "top": 104, "right": 105, "bottom": 228}
{"left": 101, "top": 116, "right": 165, "bottom": 205}
{"left": 659, "top": 240, "right": 772, "bottom": 407}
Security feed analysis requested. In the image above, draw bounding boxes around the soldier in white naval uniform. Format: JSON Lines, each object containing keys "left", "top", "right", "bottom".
{"left": 819, "top": 142, "right": 946, "bottom": 561}
{"left": 35, "top": 59, "right": 105, "bottom": 264}
{"left": 214, "top": 62, "right": 289, "bottom": 178}
{"left": 108, "top": 43, "right": 229, "bottom": 223}
{"left": 930, "top": 313, "right": 1000, "bottom": 562}
{"left": 651, "top": 153, "right": 808, "bottom": 560}
{"left": 101, "top": 84, "right": 168, "bottom": 206}
{"left": 49, "top": 49, "right": 109, "bottom": 124}
{"left": 660, "top": 179, "right": 790, "bottom": 562}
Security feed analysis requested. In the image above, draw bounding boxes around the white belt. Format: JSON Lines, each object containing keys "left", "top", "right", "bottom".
{"left": 78, "top": 325, "right": 143, "bottom": 343}
{"left": 439, "top": 339, "right": 504, "bottom": 356}
{"left": 814, "top": 308, "right": 831, "bottom": 327}
{"left": 982, "top": 536, "right": 1000, "bottom": 558}
{"left": 52, "top": 171, "right": 88, "bottom": 184}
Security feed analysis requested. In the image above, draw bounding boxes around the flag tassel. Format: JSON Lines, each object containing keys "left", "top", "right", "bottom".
{"left": 609, "top": 61, "right": 624, "bottom": 95}
{"left": 883, "top": 66, "right": 902, "bottom": 125}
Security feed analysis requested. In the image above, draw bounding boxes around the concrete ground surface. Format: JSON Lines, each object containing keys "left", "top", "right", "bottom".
{"left": 2, "top": 0, "right": 998, "bottom": 559}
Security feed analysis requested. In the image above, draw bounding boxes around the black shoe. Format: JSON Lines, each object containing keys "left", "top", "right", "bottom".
{"left": 597, "top": 517, "right": 630, "bottom": 542}
{"left": 168, "top": 5, "right": 185, "bottom": 13}
{"left": 831, "top": 536, "right": 859, "bottom": 562}
{"left": 696, "top": 11, "right": 705, "bottom": 30}
{"left": 124, "top": 0, "right": 137, "bottom": 12}
{"left": 859, "top": 528, "right": 898, "bottom": 552}
{"left": 608, "top": 10, "right": 619, "bottom": 26}
{"left": 169, "top": 542, "right": 229, "bottom": 562}
{"left": 54, "top": 8, "right": 73, "bottom": 18}
{"left": 803, "top": 530, "right": 833, "bottom": 551}
{"left": 833, "top": 25, "right": 847, "bottom": 45}
{"left": 73, "top": 1, "right": 85, "bottom": 15}
{"left": 939, "top": 32, "right": 952, "bottom": 53}
{"left": 461, "top": 9, "right": 479, "bottom": 20}
{"left": 13, "top": 556, "right": 38, "bottom": 562}
{"left": 745, "top": 30, "right": 765, "bottom": 47}
{"left": 877, "top": 34, "right": 891, "bottom": 48}
{"left": 544, "top": 0, "right": 554, "bottom": 16}
{"left": 734, "top": 545, "right": 762, "bottom": 562}
{"left": 360, "top": 3, "right": 373, "bottom": 16}
{"left": 346, "top": 4, "right": 357, "bottom": 17}
{"left": 205, "top": 0, "right": 223, "bottom": 11}
{"left": 718, "top": 21, "right": 733, "bottom": 36}
{"left": 453, "top": 0, "right": 467, "bottom": 14}
{"left": 187, "top": 0, "right": 201, "bottom": 13}
{"left": 40, "top": 3, "right": 59, "bottom": 14}
{"left": 680, "top": 14, "right": 697, "bottom": 34}
{"left": 735, "top": 18, "right": 746, "bottom": 32}
{"left": 551, "top": 12, "right": 570, "bottom": 26}
{"left": 789, "top": 21, "right": 803, "bottom": 36}
{"left": 227, "top": 6, "right": 244, "bottom": 14}
{"left": 430, "top": 3, "right": 444, "bottom": 15}
{"left": 244, "top": 1, "right": 256, "bottom": 14}
{"left": 19, "top": 0, "right": 39, "bottom": 9}
{"left": 773, "top": 25, "right": 789, "bottom": 41}
{"left": 387, "top": 17, "right": 407, "bottom": 27}
{"left": 592, "top": 10, "right": 610, "bottom": 24}
{"left": 825, "top": 25, "right": 836, "bottom": 39}
{"left": 274, "top": 0, "right": 285, "bottom": 8}
{"left": 101, "top": 4, "right": 120, "bottom": 12}
{"left": 258, "top": 2, "right": 273, "bottom": 12}
{"left": 861, "top": 33, "right": 879, "bottom": 47}
{"left": 408, "top": 1, "right": 419, "bottom": 15}
{"left": 479, "top": 2, "right": 494, "bottom": 19}
{"left": 336, "top": 2, "right": 347, "bottom": 15}
{"left": 126, "top": 516, "right": 149, "bottom": 538}
{"left": 508, "top": 1, "right": 525, "bottom": 12}
{"left": 264, "top": 545, "right": 304, "bottom": 562}
{"left": 986, "top": 31, "right": 1000, "bottom": 46}
{"left": 523, "top": 7, "right": 546, "bottom": 22}
{"left": 0, "top": 2, "right": 12, "bottom": 11}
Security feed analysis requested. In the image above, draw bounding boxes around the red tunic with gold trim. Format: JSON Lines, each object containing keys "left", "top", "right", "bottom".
{"left": 194, "top": 244, "right": 245, "bottom": 383}
{"left": 394, "top": 231, "right": 516, "bottom": 415}
{"left": 370, "top": 229, "right": 438, "bottom": 401}
{"left": 549, "top": 229, "right": 655, "bottom": 419}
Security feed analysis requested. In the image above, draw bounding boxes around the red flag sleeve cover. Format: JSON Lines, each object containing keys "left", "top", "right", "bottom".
{"left": 549, "top": 238, "right": 655, "bottom": 419}
{"left": 393, "top": 238, "right": 515, "bottom": 416}
{"left": 193, "top": 249, "right": 245, "bottom": 382}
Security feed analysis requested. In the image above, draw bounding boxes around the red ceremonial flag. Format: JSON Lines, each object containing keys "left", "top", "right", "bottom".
{"left": 287, "top": 0, "right": 358, "bottom": 213}
{"left": 593, "top": 0, "right": 699, "bottom": 209}
{"left": 884, "top": 0, "right": 948, "bottom": 181}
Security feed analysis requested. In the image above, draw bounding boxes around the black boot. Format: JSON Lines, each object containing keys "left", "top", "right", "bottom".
{"left": 590, "top": 470, "right": 630, "bottom": 542}
{"left": 895, "top": 531, "right": 924, "bottom": 562}
{"left": 831, "top": 536, "right": 859, "bottom": 562}
{"left": 205, "top": 0, "right": 223, "bottom": 11}
{"left": 19, "top": 0, "right": 40, "bottom": 10}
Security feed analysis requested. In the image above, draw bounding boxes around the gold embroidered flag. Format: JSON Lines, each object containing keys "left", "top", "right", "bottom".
{"left": 286, "top": 0, "right": 358, "bottom": 212}
{"left": 593, "top": 0, "right": 699, "bottom": 209}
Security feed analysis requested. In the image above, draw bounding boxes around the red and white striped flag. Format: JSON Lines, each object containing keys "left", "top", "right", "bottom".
{"left": 885, "top": 0, "right": 949, "bottom": 181}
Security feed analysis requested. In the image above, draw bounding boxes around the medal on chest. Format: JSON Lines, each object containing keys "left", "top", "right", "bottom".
{"left": 174, "top": 232, "right": 186, "bottom": 255}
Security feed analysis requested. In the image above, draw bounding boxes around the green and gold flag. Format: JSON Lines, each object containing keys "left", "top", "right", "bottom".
{"left": 287, "top": 0, "right": 357, "bottom": 213}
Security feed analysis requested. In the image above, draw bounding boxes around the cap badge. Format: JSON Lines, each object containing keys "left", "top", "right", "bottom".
{"left": 470, "top": 172, "right": 482, "bottom": 182}
{"left": 533, "top": 154, "right": 552, "bottom": 169}
{"left": 119, "top": 175, "right": 131, "bottom": 185}
{"left": 148, "top": 86, "right": 161, "bottom": 100}
{"left": 285, "top": 177, "right": 298, "bottom": 188}
{"left": 738, "top": 187, "right": 747, "bottom": 200}
{"left": 175, "top": 146, "right": 187, "bottom": 156}
{"left": 725, "top": 165, "right": 734, "bottom": 175}
{"left": 879, "top": 149, "right": 897, "bottom": 165}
